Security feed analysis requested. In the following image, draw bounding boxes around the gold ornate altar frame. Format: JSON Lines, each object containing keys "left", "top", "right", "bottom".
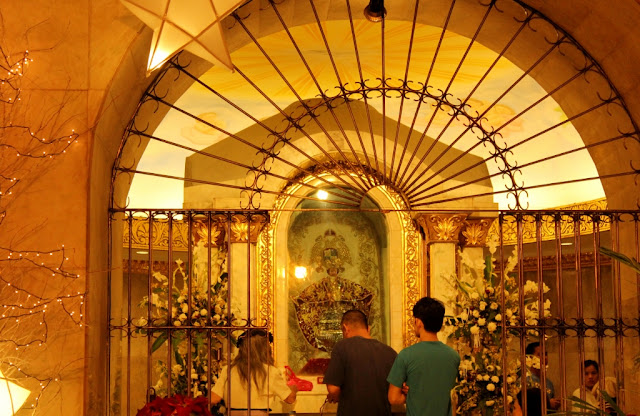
{"left": 256, "top": 176, "right": 423, "bottom": 355}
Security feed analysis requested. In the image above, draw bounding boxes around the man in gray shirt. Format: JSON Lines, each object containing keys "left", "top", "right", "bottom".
{"left": 324, "top": 309, "right": 397, "bottom": 416}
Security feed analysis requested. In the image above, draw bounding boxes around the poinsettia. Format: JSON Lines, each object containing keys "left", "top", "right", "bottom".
{"left": 136, "top": 394, "right": 212, "bottom": 416}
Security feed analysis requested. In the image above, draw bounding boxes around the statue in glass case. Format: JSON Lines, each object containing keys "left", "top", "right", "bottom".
{"left": 292, "top": 230, "right": 374, "bottom": 353}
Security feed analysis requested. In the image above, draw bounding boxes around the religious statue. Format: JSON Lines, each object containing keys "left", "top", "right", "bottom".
{"left": 292, "top": 230, "right": 374, "bottom": 352}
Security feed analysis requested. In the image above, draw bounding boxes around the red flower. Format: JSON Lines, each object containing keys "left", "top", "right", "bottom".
{"left": 136, "top": 394, "right": 212, "bottom": 416}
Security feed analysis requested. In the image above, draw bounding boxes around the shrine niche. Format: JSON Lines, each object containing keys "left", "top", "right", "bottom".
{"left": 286, "top": 205, "right": 386, "bottom": 371}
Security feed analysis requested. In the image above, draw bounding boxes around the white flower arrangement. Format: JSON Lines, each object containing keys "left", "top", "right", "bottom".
{"left": 445, "top": 238, "right": 552, "bottom": 415}
{"left": 137, "top": 240, "right": 235, "bottom": 397}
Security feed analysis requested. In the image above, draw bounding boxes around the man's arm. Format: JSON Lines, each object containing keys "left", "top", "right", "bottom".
{"left": 326, "top": 384, "right": 341, "bottom": 403}
{"left": 388, "top": 384, "right": 406, "bottom": 405}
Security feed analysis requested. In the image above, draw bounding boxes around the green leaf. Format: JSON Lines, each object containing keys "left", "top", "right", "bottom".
{"left": 484, "top": 255, "right": 494, "bottom": 286}
{"left": 151, "top": 332, "right": 168, "bottom": 352}
{"left": 599, "top": 246, "right": 640, "bottom": 274}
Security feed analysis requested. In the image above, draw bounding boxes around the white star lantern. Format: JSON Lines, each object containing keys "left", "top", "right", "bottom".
{"left": 0, "top": 370, "right": 30, "bottom": 416}
{"left": 121, "top": 0, "right": 245, "bottom": 74}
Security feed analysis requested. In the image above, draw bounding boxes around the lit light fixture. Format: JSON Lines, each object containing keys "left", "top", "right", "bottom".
{"left": 560, "top": 242, "right": 573, "bottom": 246}
{"left": 121, "top": 0, "right": 245, "bottom": 74}
{"left": 295, "top": 267, "right": 308, "bottom": 279}
{"left": 0, "top": 370, "right": 30, "bottom": 416}
{"left": 136, "top": 250, "right": 149, "bottom": 255}
{"left": 317, "top": 190, "right": 329, "bottom": 200}
{"left": 364, "top": 0, "right": 386, "bottom": 22}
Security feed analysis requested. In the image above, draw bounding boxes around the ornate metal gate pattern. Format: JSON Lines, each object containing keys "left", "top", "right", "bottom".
{"left": 111, "top": 0, "right": 640, "bottom": 212}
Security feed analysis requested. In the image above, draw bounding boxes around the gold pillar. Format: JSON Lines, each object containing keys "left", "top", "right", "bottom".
{"left": 416, "top": 213, "right": 467, "bottom": 310}
{"left": 227, "top": 214, "right": 267, "bottom": 324}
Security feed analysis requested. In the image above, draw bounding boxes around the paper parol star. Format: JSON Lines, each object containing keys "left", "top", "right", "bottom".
{"left": 121, "top": 0, "right": 245, "bottom": 74}
{"left": 0, "top": 370, "right": 30, "bottom": 416}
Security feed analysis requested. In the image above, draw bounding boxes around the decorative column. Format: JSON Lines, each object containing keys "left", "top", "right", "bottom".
{"left": 416, "top": 213, "right": 467, "bottom": 311}
{"left": 228, "top": 214, "right": 267, "bottom": 324}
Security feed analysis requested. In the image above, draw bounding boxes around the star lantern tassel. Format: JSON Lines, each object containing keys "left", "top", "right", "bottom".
{"left": 121, "top": 0, "right": 245, "bottom": 75}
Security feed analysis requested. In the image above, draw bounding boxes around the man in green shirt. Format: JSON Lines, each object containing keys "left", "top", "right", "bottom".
{"left": 387, "top": 297, "right": 460, "bottom": 416}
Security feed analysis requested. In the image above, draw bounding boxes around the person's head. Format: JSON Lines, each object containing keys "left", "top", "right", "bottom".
{"left": 584, "top": 360, "right": 599, "bottom": 389}
{"left": 341, "top": 309, "right": 369, "bottom": 338}
{"left": 233, "top": 329, "right": 274, "bottom": 387}
{"left": 517, "top": 388, "right": 547, "bottom": 416}
{"left": 412, "top": 297, "right": 445, "bottom": 335}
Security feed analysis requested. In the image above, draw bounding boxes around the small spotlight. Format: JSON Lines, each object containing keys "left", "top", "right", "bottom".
{"left": 560, "top": 242, "right": 573, "bottom": 246}
{"left": 136, "top": 250, "right": 149, "bottom": 255}
{"left": 295, "top": 267, "right": 308, "bottom": 279}
{"left": 317, "top": 190, "right": 329, "bottom": 200}
{"left": 364, "top": 0, "right": 386, "bottom": 22}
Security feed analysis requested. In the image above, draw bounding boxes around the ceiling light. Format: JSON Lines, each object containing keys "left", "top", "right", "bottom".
{"left": 364, "top": 0, "right": 386, "bottom": 22}
{"left": 136, "top": 250, "right": 149, "bottom": 255}
{"left": 560, "top": 242, "right": 573, "bottom": 246}
{"left": 317, "top": 190, "right": 329, "bottom": 200}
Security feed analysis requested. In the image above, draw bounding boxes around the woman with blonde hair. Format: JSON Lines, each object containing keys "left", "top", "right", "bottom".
{"left": 211, "top": 329, "right": 297, "bottom": 416}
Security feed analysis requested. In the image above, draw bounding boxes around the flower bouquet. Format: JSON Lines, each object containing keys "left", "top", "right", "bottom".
{"left": 136, "top": 394, "right": 212, "bottom": 416}
{"left": 136, "top": 238, "right": 237, "bottom": 397}
{"left": 445, "top": 242, "right": 551, "bottom": 415}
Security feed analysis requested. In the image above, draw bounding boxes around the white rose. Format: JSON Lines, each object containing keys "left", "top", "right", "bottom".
{"left": 173, "top": 320, "right": 182, "bottom": 326}
{"left": 179, "top": 313, "right": 187, "bottom": 321}
{"left": 191, "top": 372, "right": 199, "bottom": 380}
{"left": 181, "top": 303, "right": 189, "bottom": 313}
{"left": 470, "top": 325, "right": 480, "bottom": 335}
{"left": 177, "top": 296, "right": 185, "bottom": 303}
{"left": 478, "top": 318, "right": 486, "bottom": 326}
{"left": 506, "top": 376, "right": 514, "bottom": 383}
{"left": 491, "top": 376, "right": 499, "bottom": 383}
{"left": 494, "top": 314, "right": 502, "bottom": 322}
{"left": 506, "top": 309, "right": 513, "bottom": 318}
{"left": 460, "top": 311, "right": 469, "bottom": 321}
{"left": 487, "top": 322, "right": 497, "bottom": 332}
{"left": 476, "top": 374, "right": 483, "bottom": 381}
{"left": 473, "top": 310, "right": 480, "bottom": 318}
{"left": 486, "top": 400, "right": 495, "bottom": 406}
{"left": 486, "top": 287, "right": 495, "bottom": 295}
{"left": 507, "top": 395, "right": 513, "bottom": 403}
{"left": 487, "top": 383, "right": 496, "bottom": 391}
{"left": 479, "top": 302, "right": 487, "bottom": 311}
{"left": 215, "top": 305, "right": 222, "bottom": 315}
{"left": 490, "top": 302, "right": 498, "bottom": 310}
{"left": 486, "top": 365, "right": 494, "bottom": 372}
{"left": 483, "top": 375, "right": 490, "bottom": 381}
{"left": 471, "top": 292, "right": 479, "bottom": 300}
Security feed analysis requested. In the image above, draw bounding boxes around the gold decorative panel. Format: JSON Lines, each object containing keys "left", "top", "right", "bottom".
{"left": 487, "top": 198, "right": 609, "bottom": 245}
{"left": 123, "top": 216, "right": 190, "bottom": 251}
{"left": 123, "top": 214, "right": 269, "bottom": 251}
{"left": 461, "top": 219, "right": 493, "bottom": 247}
{"left": 416, "top": 213, "right": 468, "bottom": 243}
